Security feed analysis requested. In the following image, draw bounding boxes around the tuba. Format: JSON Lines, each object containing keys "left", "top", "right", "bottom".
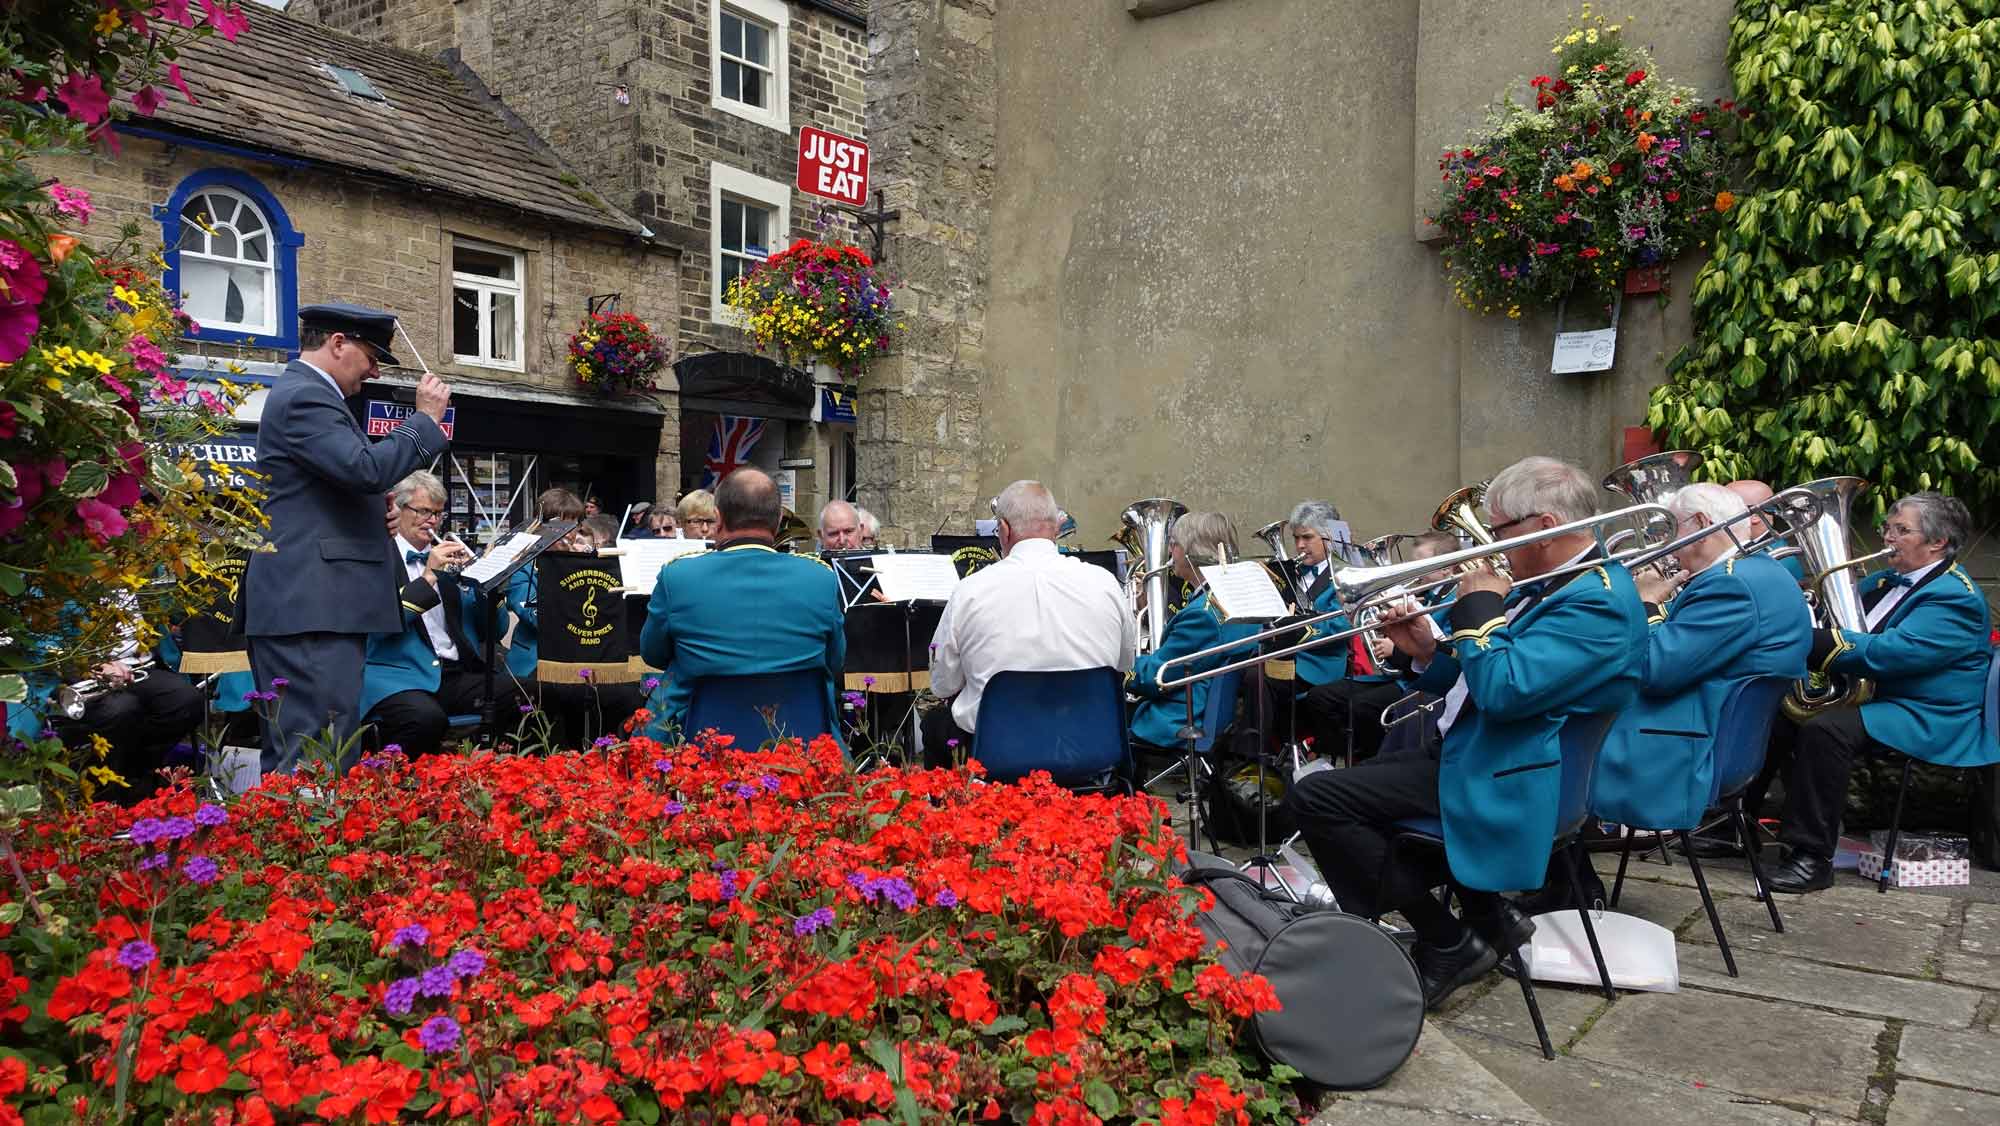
{"left": 1781, "top": 477, "right": 1887, "bottom": 721}
{"left": 1121, "top": 498, "right": 1186, "bottom": 652}
{"left": 1602, "top": 450, "right": 1704, "bottom": 505}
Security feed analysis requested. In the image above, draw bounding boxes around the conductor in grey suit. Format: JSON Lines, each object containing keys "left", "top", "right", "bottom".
{"left": 245, "top": 304, "right": 454, "bottom": 773}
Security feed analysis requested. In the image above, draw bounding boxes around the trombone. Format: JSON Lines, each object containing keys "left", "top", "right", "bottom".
{"left": 1153, "top": 502, "right": 1680, "bottom": 691}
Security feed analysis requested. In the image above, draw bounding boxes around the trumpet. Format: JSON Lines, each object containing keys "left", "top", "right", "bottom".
{"left": 1154, "top": 501, "right": 1679, "bottom": 690}
{"left": 59, "top": 660, "right": 156, "bottom": 720}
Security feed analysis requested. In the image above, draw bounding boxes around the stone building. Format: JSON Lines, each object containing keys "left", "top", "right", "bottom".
{"left": 849, "top": 0, "right": 1743, "bottom": 547}
{"left": 296, "top": 0, "right": 873, "bottom": 515}
{"left": 38, "top": 6, "right": 679, "bottom": 538}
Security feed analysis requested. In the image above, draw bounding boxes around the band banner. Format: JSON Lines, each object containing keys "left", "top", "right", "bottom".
{"left": 178, "top": 551, "right": 250, "bottom": 672}
{"left": 535, "top": 552, "right": 637, "bottom": 682}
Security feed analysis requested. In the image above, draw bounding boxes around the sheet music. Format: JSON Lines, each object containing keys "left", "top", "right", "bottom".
{"left": 1200, "top": 562, "right": 1290, "bottom": 622}
{"left": 871, "top": 553, "right": 961, "bottom": 603}
{"left": 613, "top": 538, "right": 711, "bottom": 592}
{"left": 459, "top": 532, "right": 538, "bottom": 586}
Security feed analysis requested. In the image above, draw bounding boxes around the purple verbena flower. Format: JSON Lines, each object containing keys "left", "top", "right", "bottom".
{"left": 643, "top": 676, "right": 661, "bottom": 691}
{"left": 418, "top": 1015, "right": 461, "bottom": 1053}
{"left": 592, "top": 735, "right": 617, "bottom": 749}
{"left": 664, "top": 800, "right": 685, "bottom": 816}
{"left": 392, "top": 924, "right": 430, "bottom": 949}
{"left": 416, "top": 964, "right": 456, "bottom": 998}
{"left": 182, "top": 856, "right": 219, "bottom": 885}
{"left": 117, "top": 940, "right": 156, "bottom": 971}
{"left": 793, "top": 906, "right": 836, "bottom": 936}
{"left": 383, "top": 976, "right": 421, "bottom": 1016}
{"left": 192, "top": 803, "right": 228, "bottom": 828}
{"left": 127, "top": 818, "right": 164, "bottom": 845}
{"left": 933, "top": 888, "right": 959, "bottom": 908}
{"left": 760, "top": 774, "right": 781, "bottom": 793}
{"left": 138, "top": 852, "right": 168, "bottom": 872}
{"left": 270, "top": 677, "right": 289, "bottom": 690}
{"left": 445, "top": 948, "right": 486, "bottom": 980}
{"left": 158, "top": 817, "right": 196, "bottom": 841}
{"left": 717, "top": 869, "right": 740, "bottom": 901}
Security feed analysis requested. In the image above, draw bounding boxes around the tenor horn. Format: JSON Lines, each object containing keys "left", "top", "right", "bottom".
{"left": 1121, "top": 498, "right": 1186, "bottom": 652}
{"left": 1781, "top": 477, "right": 1891, "bottom": 721}
{"left": 1433, "top": 482, "right": 1498, "bottom": 546}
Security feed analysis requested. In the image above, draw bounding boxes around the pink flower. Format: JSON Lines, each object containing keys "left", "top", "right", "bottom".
{"left": 155, "top": 0, "right": 198, "bottom": 28}
{"left": 99, "top": 471, "right": 144, "bottom": 510}
{"left": 0, "top": 239, "right": 49, "bottom": 363}
{"left": 55, "top": 72, "right": 111, "bottom": 125}
{"left": 166, "top": 62, "right": 198, "bottom": 105}
{"left": 127, "top": 334, "right": 171, "bottom": 375}
{"left": 76, "top": 498, "right": 130, "bottom": 543}
{"left": 198, "top": 0, "right": 250, "bottom": 41}
{"left": 131, "top": 85, "right": 167, "bottom": 116}
{"left": 0, "top": 403, "right": 16, "bottom": 440}
{"left": 148, "top": 372, "right": 190, "bottom": 404}
{"left": 48, "top": 183, "right": 93, "bottom": 225}
{"left": 1534, "top": 242, "right": 1561, "bottom": 256}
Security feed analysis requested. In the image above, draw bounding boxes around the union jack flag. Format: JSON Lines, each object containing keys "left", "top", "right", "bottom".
{"left": 701, "top": 415, "right": 766, "bottom": 487}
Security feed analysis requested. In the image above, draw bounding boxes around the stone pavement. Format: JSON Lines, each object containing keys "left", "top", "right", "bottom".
{"left": 1155, "top": 797, "right": 2000, "bottom": 1125}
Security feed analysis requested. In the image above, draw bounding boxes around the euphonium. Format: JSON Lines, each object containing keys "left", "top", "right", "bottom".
{"left": 1252, "top": 520, "right": 1291, "bottom": 562}
{"left": 1121, "top": 498, "right": 1186, "bottom": 652}
{"left": 1782, "top": 476, "right": 1886, "bottom": 721}
{"left": 1603, "top": 450, "right": 1705, "bottom": 575}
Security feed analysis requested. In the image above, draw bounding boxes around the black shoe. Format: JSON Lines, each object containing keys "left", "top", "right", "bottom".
{"left": 1467, "top": 901, "right": 1538, "bottom": 953}
{"left": 1766, "top": 851, "right": 1833, "bottom": 894}
{"left": 1413, "top": 932, "right": 1499, "bottom": 1010}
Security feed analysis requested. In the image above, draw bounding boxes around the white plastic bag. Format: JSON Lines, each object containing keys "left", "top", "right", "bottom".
{"left": 1518, "top": 909, "right": 1679, "bottom": 993}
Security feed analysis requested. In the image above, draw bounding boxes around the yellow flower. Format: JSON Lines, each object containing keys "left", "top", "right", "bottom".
{"left": 95, "top": 10, "right": 121, "bottom": 33}
{"left": 43, "top": 377, "right": 62, "bottom": 392}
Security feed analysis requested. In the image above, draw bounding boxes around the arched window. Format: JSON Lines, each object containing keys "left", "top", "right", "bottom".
{"left": 157, "top": 170, "right": 304, "bottom": 349}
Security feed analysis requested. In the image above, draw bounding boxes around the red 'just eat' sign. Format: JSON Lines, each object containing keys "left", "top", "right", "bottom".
{"left": 796, "top": 126, "right": 869, "bottom": 207}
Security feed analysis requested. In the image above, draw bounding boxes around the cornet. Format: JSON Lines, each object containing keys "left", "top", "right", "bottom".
{"left": 59, "top": 660, "right": 156, "bottom": 721}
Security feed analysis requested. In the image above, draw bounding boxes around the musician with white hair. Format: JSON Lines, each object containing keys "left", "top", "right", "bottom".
{"left": 1770, "top": 491, "right": 2000, "bottom": 893}
{"left": 1284, "top": 455, "right": 1646, "bottom": 1009}
{"left": 923, "top": 480, "right": 1134, "bottom": 766}
{"left": 1593, "top": 483, "right": 1812, "bottom": 836}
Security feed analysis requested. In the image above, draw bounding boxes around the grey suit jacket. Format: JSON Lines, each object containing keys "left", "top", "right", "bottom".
{"left": 244, "top": 361, "right": 446, "bottom": 637}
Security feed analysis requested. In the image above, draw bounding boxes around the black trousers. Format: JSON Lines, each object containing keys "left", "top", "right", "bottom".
{"left": 63, "top": 670, "right": 205, "bottom": 804}
{"left": 364, "top": 663, "right": 487, "bottom": 760}
{"left": 1777, "top": 705, "right": 1877, "bottom": 861}
{"left": 1284, "top": 754, "right": 1499, "bottom": 945}
{"left": 249, "top": 632, "right": 366, "bottom": 774}
{"left": 1299, "top": 678, "right": 1410, "bottom": 763}
{"left": 920, "top": 703, "right": 975, "bottom": 770}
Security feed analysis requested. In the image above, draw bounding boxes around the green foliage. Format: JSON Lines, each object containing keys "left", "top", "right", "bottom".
{"left": 1647, "top": 0, "right": 2000, "bottom": 520}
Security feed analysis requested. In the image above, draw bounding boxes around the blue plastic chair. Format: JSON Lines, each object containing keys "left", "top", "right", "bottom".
{"left": 685, "top": 670, "right": 838, "bottom": 752}
{"left": 1374, "top": 710, "right": 1619, "bottom": 1060}
{"left": 1610, "top": 675, "right": 1793, "bottom": 969}
{"left": 971, "top": 668, "right": 1131, "bottom": 792}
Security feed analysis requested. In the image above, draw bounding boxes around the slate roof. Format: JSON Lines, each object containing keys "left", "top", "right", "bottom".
{"left": 799, "top": 0, "right": 868, "bottom": 25}
{"left": 134, "top": 7, "right": 646, "bottom": 236}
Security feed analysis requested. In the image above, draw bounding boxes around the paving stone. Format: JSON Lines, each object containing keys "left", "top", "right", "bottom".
{"left": 1886, "top": 1079, "right": 2000, "bottom": 1126}
{"left": 1676, "top": 884, "right": 1951, "bottom": 976}
{"left": 1603, "top": 874, "right": 1709, "bottom": 932}
{"left": 1960, "top": 902, "right": 2000, "bottom": 957}
{"left": 1443, "top": 976, "right": 1607, "bottom": 1053}
{"left": 1311, "top": 1104, "right": 1543, "bottom": 1126}
{"left": 1319, "top": 1018, "right": 1550, "bottom": 1124}
{"left": 1678, "top": 944, "right": 1983, "bottom": 1026}
{"left": 1576, "top": 989, "right": 1881, "bottom": 1116}
{"left": 1593, "top": 851, "right": 1767, "bottom": 900}
{"left": 1895, "top": 1026, "right": 2000, "bottom": 1094}
{"left": 1453, "top": 1027, "right": 1817, "bottom": 1126}
{"left": 1934, "top": 947, "right": 2000, "bottom": 989}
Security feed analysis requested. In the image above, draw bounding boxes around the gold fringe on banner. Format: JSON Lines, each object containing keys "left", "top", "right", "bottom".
{"left": 537, "top": 660, "right": 641, "bottom": 685}
{"left": 843, "top": 671, "right": 930, "bottom": 693}
{"left": 178, "top": 650, "right": 251, "bottom": 675}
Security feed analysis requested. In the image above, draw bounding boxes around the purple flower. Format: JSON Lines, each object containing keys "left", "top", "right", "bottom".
{"left": 193, "top": 803, "right": 228, "bottom": 828}
{"left": 138, "top": 852, "right": 168, "bottom": 871}
{"left": 158, "top": 817, "right": 195, "bottom": 841}
{"left": 383, "top": 976, "right": 421, "bottom": 1016}
{"left": 643, "top": 676, "right": 660, "bottom": 691}
{"left": 240, "top": 690, "right": 258, "bottom": 704}
{"left": 759, "top": 774, "right": 781, "bottom": 793}
{"left": 128, "top": 817, "right": 165, "bottom": 845}
{"left": 518, "top": 704, "right": 534, "bottom": 714}
{"left": 577, "top": 668, "right": 594, "bottom": 681}
{"left": 664, "top": 800, "right": 685, "bottom": 816}
{"left": 269, "top": 677, "right": 289, "bottom": 690}
{"left": 417, "top": 964, "right": 456, "bottom": 998}
{"left": 445, "top": 948, "right": 486, "bottom": 980}
{"left": 653, "top": 758, "right": 674, "bottom": 774}
{"left": 793, "top": 906, "right": 836, "bottom": 936}
{"left": 418, "top": 1015, "right": 461, "bottom": 1053}
{"left": 933, "top": 888, "right": 959, "bottom": 908}
{"left": 382, "top": 744, "right": 403, "bottom": 756}
{"left": 592, "top": 735, "right": 617, "bottom": 749}
{"left": 717, "top": 869, "right": 740, "bottom": 901}
{"left": 392, "top": 924, "right": 430, "bottom": 949}
{"left": 182, "top": 856, "right": 219, "bottom": 885}
{"left": 117, "top": 940, "right": 156, "bottom": 971}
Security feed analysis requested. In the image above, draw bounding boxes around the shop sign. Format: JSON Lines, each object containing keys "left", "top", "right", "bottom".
{"left": 367, "top": 400, "right": 455, "bottom": 439}
{"left": 796, "top": 126, "right": 869, "bottom": 206}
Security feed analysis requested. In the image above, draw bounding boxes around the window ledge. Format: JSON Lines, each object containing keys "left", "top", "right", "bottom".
{"left": 1128, "top": 0, "right": 1220, "bottom": 15}
{"left": 712, "top": 97, "right": 789, "bottom": 133}
{"left": 452, "top": 356, "right": 527, "bottom": 374}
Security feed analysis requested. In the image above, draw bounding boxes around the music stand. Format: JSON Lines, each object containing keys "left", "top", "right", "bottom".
{"left": 842, "top": 553, "right": 953, "bottom": 762}
{"left": 453, "top": 519, "right": 578, "bottom": 729}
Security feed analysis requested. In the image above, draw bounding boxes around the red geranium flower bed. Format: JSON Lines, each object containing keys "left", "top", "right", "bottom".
{"left": 0, "top": 735, "right": 1298, "bottom": 1124}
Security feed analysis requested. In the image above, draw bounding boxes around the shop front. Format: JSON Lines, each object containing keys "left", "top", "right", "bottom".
{"left": 673, "top": 351, "right": 853, "bottom": 518}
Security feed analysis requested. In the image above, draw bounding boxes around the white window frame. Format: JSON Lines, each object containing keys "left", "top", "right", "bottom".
{"left": 176, "top": 186, "right": 278, "bottom": 338}
{"left": 449, "top": 237, "right": 526, "bottom": 372}
{"left": 709, "top": 162, "right": 791, "bottom": 325}
{"left": 710, "top": 0, "right": 789, "bottom": 131}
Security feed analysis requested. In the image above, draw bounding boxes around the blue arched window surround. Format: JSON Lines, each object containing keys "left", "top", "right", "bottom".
{"left": 154, "top": 168, "right": 305, "bottom": 351}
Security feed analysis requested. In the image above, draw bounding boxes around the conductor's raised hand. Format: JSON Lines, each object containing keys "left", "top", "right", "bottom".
{"left": 415, "top": 371, "right": 452, "bottom": 422}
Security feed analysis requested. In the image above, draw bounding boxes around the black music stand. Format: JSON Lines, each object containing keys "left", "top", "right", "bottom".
{"left": 455, "top": 520, "right": 578, "bottom": 732}
{"left": 842, "top": 584, "right": 946, "bottom": 765}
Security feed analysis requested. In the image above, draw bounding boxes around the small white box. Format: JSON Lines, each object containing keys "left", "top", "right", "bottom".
{"left": 1856, "top": 851, "right": 1971, "bottom": 888}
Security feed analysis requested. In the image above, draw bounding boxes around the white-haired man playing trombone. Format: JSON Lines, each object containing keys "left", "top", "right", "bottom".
{"left": 1282, "top": 456, "right": 1646, "bottom": 1009}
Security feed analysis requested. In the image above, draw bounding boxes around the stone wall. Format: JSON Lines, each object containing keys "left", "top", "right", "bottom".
{"left": 855, "top": 0, "right": 994, "bottom": 545}
{"left": 37, "top": 138, "right": 683, "bottom": 497}
{"left": 964, "top": 0, "right": 1738, "bottom": 544}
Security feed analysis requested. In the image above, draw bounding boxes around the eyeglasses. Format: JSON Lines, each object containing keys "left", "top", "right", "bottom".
{"left": 1487, "top": 512, "right": 1547, "bottom": 537}
{"left": 1879, "top": 521, "right": 1919, "bottom": 538}
{"left": 340, "top": 334, "right": 384, "bottom": 366}
{"left": 403, "top": 504, "right": 445, "bottom": 522}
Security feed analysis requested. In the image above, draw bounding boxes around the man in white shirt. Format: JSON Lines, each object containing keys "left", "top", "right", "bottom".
{"left": 356, "top": 471, "right": 482, "bottom": 759}
{"left": 922, "top": 480, "right": 1137, "bottom": 766}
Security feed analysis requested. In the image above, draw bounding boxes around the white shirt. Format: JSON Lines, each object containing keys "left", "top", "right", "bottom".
{"left": 1865, "top": 559, "right": 1942, "bottom": 631}
{"left": 929, "top": 537, "right": 1137, "bottom": 731}
{"left": 396, "top": 534, "right": 459, "bottom": 661}
{"left": 298, "top": 358, "right": 344, "bottom": 397}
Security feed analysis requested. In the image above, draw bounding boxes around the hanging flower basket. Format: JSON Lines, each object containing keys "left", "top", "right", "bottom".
{"left": 1428, "top": 10, "right": 1740, "bottom": 317}
{"left": 567, "top": 312, "right": 666, "bottom": 395}
{"left": 724, "top": 238, "right": 899, "bottom": 377}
